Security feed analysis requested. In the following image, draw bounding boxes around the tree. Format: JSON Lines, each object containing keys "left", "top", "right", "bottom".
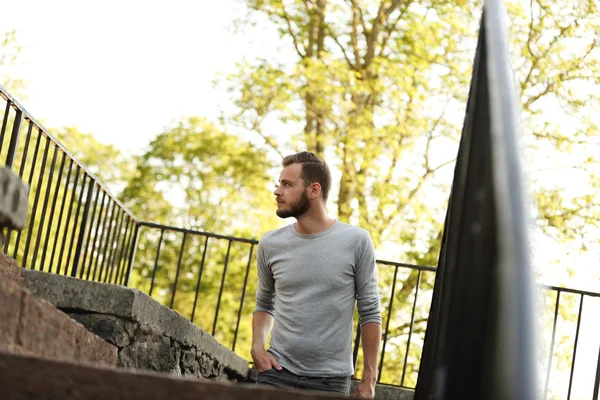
{"left": 220, "top": 0, "right": 600, "bottom": 386}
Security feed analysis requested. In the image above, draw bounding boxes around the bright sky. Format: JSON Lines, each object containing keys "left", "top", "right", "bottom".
{"left": 1, "top": 0, "right": 281, "bottom": 153}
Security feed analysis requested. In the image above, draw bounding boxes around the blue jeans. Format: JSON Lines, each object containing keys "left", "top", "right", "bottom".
{"left": 256, "top": 367, "right": 351, "bottom": 396}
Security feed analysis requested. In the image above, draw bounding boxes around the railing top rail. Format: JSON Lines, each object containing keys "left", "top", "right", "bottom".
{"left": 541, "top": 284, "right": 600, "bottom": 298}
{"left": 138, "top": 221, "right": 260, "bottom": 245}
{"left": 376, "top": 259, "right": 436, "bottom": 272}
{"left": 0, "top": 84, "right": 139, "bottom": 223}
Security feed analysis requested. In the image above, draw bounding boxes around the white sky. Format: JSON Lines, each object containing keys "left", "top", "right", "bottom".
{"left": 1, "top": 0, "right": 280, "bottom": 152}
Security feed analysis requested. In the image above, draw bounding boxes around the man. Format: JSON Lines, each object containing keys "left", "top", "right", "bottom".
{"left": 251, "top": 151, "right": 382, "bottom": 399}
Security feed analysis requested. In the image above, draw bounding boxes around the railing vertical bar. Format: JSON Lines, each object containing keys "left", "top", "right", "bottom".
{"left": 352, "top": 324, "right": 362, "bottom": 374}
{"left": 39, "top": 151, "right": 67, "bottom": 272}
{"left": 115, "top": 217, "right": 133, "bottom": 285}
{"left": 401, "top": 270, "right": 422, "bottom": 387}
{"left": 71, "top": 178, "right": 95, "bottom": 278}
{"left": 49, "top": 158, "right": 73, "bottom": 274}
{"left": 31, "top": 143, "right": 59, "bottom": 271}
{"left": 98, "top": 201, "right": 117, "bottom": 282}
{"left": 149, "top": 228, "right": 165, "bottom": 297}
{"left": 567, "top": 294, "right": 584, "bottom": 400}
{"left": 12, "top": 125, "right": 42, "bottom": 261}
{"left": 4, "top": 119, "right": 34, "bottom": 254}
{"left": 120, "top": 217, "right": 137, "bottom": 285}
{"left": 593, "top": 340, "right": 600, "bottom": 400}
{"left": 123, "top": 222, "right": 139, "bottom": 288}
{"left": 378, "top": 266, "right": 400, "bottom": 382}
{"left": 0, "top": 101, "right": 11, "bottom": 152}
{"left": 113, "top": 215, "right": 131, "bottom": 285}
{"left": 86, "top": 190, "right": 106, "bottom": 280}
{"left": 232, "top": 243, "right": 255, "bottom": 351}
{"left": 190, "top": 236, "right": 209, "bottom": 323}
{"left": 169, "top": 232, "right": 188, "bottom": 309}
{"left": 107, "top": 208, "right": 125, "bottom": 284}
{"left": 101, "top": 204, "right": 121, "bottom": 283}
{"left": 63, "top": 170, "right": 85, "bottom": 275}
{"left": 80, "top": 182, "right": 100, "bottom": 279}
{"left": 56, "top": 166, "right": 80, "bottom": 275}
{"left": 92, "top": 195, "right": 113, "bottom": 281}
{"left": 22, "top": 134, "right": 51, "bottom": 269}
{"left": 5, "top": 109, "right": 23, "bottom": 168}
{"left": 544, "top": 290, "right": 561, "bottom": 400}
{"left": 212, "top": 240, "right": 233, "bottom": 337}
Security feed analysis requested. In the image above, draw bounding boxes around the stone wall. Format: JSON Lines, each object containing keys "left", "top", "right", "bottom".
{"left": 21, "top": 269, "right": 249, "bottom": 383}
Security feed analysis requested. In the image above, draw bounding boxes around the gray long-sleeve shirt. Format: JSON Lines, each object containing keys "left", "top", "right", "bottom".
{"left": 254, "top": 221, "right": 382, "bottom": 377}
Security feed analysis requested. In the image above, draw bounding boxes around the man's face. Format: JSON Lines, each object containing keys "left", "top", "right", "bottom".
{"left": 273, "top": 164, "right": 310, "bottom": 219}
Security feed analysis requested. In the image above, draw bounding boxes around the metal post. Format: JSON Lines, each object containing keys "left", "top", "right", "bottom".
{"left": 71, "top": 179, "right": 95, "bottom": 277}
{"left": 5, "top": 109, "right": 23, "bottom": 169}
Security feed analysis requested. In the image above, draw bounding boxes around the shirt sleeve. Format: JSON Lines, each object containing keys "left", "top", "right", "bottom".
{"left": 254, "top": 240, "right": 276, "bottom": 317}
{"left": 355, "top": 231, "right": 382, "bottom": 327}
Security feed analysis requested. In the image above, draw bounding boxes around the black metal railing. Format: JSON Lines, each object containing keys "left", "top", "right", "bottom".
{"left": 0, "top": 85, "right": 138, "bottom": 285}
{"left": 541, "top": 285, "right": 600, "bottom": 400}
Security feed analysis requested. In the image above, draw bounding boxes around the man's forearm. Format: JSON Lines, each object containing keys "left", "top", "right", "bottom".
{"left": 252, "top": 311, "right": 274, "bottom": 350}
{"left": 360, "top": 322, "right": 382, "bottom": 383}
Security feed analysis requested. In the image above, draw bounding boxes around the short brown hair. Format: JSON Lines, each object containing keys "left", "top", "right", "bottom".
{"left": 282, "top": 151, "right": 332, "bottom": 201}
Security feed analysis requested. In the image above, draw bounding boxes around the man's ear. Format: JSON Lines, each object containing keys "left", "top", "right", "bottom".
{"left": 308, "top": 182, "right": 322, "bottom": 199}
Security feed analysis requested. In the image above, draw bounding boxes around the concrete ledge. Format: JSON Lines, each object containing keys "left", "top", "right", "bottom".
{"left": 0, "top": 351, "right": 344, "bottom": 400}
{"left": 22, "top": 269, "right": 249, "bottom": 381}
{"left": 0, "top": 274, "right": 118, "bottom": 368}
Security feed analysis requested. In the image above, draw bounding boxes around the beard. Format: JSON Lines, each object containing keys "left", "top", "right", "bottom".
{"left": 276, "top": 191, "right": 310, "bottom": 219}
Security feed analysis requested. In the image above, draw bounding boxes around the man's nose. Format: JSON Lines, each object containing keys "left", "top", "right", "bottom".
{"left": 273, "top": 186, "right": 281, "bottom": 196}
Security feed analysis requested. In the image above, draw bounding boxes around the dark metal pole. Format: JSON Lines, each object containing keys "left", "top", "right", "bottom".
{"left": 378, "top": 266, "right": 400, "bottom": 382}
{"left": 401, "top": 270, "right": 422, "bottom": 387}
{"left": 149, "top": 228, "right": 165, "bottom": 297}
{"left": 71, "top": 179, "right": 95, "bottom": 278}
{"left": 544, "top": 291, "right": 561, "bottom": 399}
{"left": 123, "top": 222, "right": 139, "bottom": 288}
{"left": 3, "top": 119, "right": 34, "bottom": 254}
{"left": 212, "top": 240, "right": 232, "bottom": 336}
{"left": 31, "top": 144, "right": 58, "bottom": 271}
{"left": 39, "top": 151, "right": 67, "bottom": 272}
{"left": 232, "top": 244, "right": 255, "bottom": 351}
{"left": 190, "top": 236, "right": 210, "bottom": 323}
{"left": 22, "top": 135, "right": 51, "bottom": 269}
{"left": 12, "top": 127, "right": 42, "bottom": 261}
{"left": 566, "top": 294, "right": 584, "bottom": 400}
{"left": 49, "top": 159, "right": 73, "bottom": 273}
{"left": 5, "top": 109, "right": 23, "bottom": 169}
{"left": 169, "top": 232, "right": 188, "bottom": 309}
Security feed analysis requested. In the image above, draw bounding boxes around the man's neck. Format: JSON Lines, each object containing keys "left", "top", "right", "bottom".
{"left": 294, "top": 207, "right": 336, "bottom": 235}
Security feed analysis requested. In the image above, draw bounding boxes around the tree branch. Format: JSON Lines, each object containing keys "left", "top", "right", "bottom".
{"left": 280, "top": 3, "right": 305, "bottom": 58}
{"left": 250, "top": 119, "right": 285, "bottom": 159}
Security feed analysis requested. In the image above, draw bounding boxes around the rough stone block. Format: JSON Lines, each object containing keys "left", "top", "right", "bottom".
{"left": 0, "top": 277, "right": 22, "bottom": 350}
{"left": 17, "top": 289, "right": 78, "bottom": 362}
{"left": 0, "top": 167, "right": 29, "bottom": 230}
{"left": 0, "top": 252, "right": 22, "bottom": 284}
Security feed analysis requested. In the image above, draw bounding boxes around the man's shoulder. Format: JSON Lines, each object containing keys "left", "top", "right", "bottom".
{"left": 259, "top": 224, "right": 294, "bottom": 243}
{"left": 335, "top": 221, "right": 371, "bottom": 240}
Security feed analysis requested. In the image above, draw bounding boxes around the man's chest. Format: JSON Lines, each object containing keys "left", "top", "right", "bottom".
{"left": 269, "top": 244, "right": 356, "bottom": 294}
